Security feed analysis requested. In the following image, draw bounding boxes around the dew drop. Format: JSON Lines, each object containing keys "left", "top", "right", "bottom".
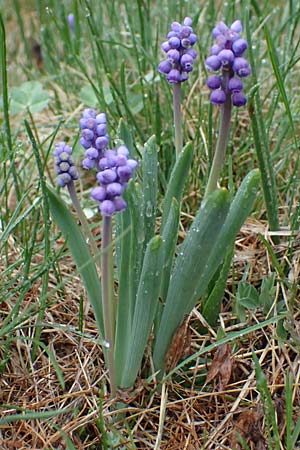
{"left": 145, "top": 201, "right": 152, "bottom": 218}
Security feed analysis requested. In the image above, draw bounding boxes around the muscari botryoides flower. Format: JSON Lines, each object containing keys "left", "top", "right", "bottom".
{"left": 54, "top": 142, "right": 79, "bottom": 187}
{"left": 67, "top": 14, "right": 75, "bottom": 33}
{"left": 91, "top": 146, "right": 138, "bottom": 216}
{"left": 79, "top": 108, "right": 109, "bottom": 170}
{"left": 205, "top": 20, "right": 251, "bottom": 106}
{"left": 158, "top": 17, "right": 198, "bottom": 84}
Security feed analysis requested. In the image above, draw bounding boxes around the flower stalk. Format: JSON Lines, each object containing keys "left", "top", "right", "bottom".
{"left": 101, "top": 215, "right": 116, "bottom": 398}
{"left": 173, "top": 83, "right": 183, "bottom": 158}
{"left": 67, "top": 181, "right": 100, "bottom": 268}
{"left": 205, "top": 70, "right": 232, "bottom": 196}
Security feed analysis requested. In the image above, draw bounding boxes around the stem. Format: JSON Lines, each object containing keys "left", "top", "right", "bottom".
{"left": 173, "top": 83, "right": 183, "bottom": 159}
{"left": 67, "top": 181, "right": 100, "bottom": 270}
{"left": 205, "top": 71, "right": 232, "bottom": 197}
{"left": 101, "top": 215, "right": 116, "bottom": 398}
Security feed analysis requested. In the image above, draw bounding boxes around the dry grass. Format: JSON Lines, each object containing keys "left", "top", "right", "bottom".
{"left": 1, "top": 218, "right": 299, "bottom": 450}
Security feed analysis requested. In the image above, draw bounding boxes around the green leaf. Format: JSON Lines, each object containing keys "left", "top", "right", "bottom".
{"left": 201, "top": 244, "right": 234, "bottom": 327}
{"left": 117, "top": 118, "right": 136, "bottom": 157}
{"left": 10, "top": 81, "right": 49, "bottom": 115}
{"left": 201, "top": 169, "right": 260, "bottom": 322}
{"left": 115, "top": 181, "right": 147, "bottom": 386}
{"left": 160, "top": 198, "right": 180, "bottom": 302}
{"left": 46, "top": 185, "right": 104, "bottom": 337}
{"left": 153, "top": 188, "right": 231, "bottom": 373}
{"left": 237, "top": 282, "right": 260, "bottom": 310}
{"left": 120, "top": 235, "right": 164, "bottom": 388}
{"left": 0, "top": 408, "right": 71, "bottom": 425}
{"left": 259, "top": 273, "right": 276, "bottom": 313}
{"left": 79, "top": 85, "right": 113, "bottom": 107}
{"left": 253, "top": 353, "right": 281, "bottom": 449}
{"left": 161, "top": 142, "right": 193, "bottom": 231}
{"left": 142, "top": 135, "right": 158, "bottom": 246}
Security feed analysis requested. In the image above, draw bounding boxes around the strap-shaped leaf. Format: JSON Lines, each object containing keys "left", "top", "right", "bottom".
{"left": 199, "top": 169, "right": 260, "bottom": 321}
{"left": 120, "top": 235, "right": 164, "bottom": 388}
{"left": 161, "top": 142, "right": 193, "bottom": 231}
{"left": 153, "top": 188, "right": 230, "bottom": 372}
{"left": 160, "top": 197, "right": 180, "bottom": 302}
{"left": 46, "top": 185, "right": 104, "bottom": 337}
{"left": 142, "top": 135, "right": 158, "bottom": 246}
{"left": 114, "top": 181, "right": 144, "bottom": 384}
{"left": 201, "top": 244, "right": 234, "bottom": 327}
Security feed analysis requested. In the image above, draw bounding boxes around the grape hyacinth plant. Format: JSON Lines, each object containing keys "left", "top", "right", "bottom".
{"left": 205, "top": 20, "right": 251, "bottom": 196}
{"left": 158, "top": 17, "right": 198, "bottom": 158}
{"left": 47, "top": 19, "right": 260, "bottom": 395}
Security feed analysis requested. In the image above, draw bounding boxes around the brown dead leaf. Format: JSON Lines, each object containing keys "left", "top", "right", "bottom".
{"left": 206, "top": 343, "right": 233, "bottom": 390}
{"left": 165, "top": 316, "right": 191, "bottom": 371}
{"left": 230, "top": 408, "right": 265, "bottom": 450}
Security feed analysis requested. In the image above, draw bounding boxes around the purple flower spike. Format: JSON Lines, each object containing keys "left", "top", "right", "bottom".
{"left": 113, "top": 197, "right": 127, "bottom": 212}
{"left": 158, "top": 16, "right": 198, "bottom": 84}
{"left": 106, "top": 182, "right": 123, "bottom": 197}
{"left": 228, "top": 77, "right": 243, "bottom": 92}
{"left": 100, "top": 200, "right": 116, "bottom": 216}
{"left": 232, "top": 38, "right": 248, "bottom": 56}
{"left": 68, "top": 14, "right": 75, "bottom": 33}
{"left": 210, "top": 90, "right": 226, "bottom": 105}
{"left": 158, "top": 60, "right": 172, "bottom": 74}
{"left": 82, "top": 157, "right": 96, "bottom": 170}
{"left": 206, "top": 19, "right": 251, "bottom": 107}
{"left": 218, "top": 49, "right": 234, "bottom": 66}
{"left": 233, "top": 57, "right": 251, "bottom": 77}
{"left": 168, "top": 37, "right": 181, "bottom": 49}
{"left": 206, "top": 55, "right": 222, "bottom": 71}
{"left": 97, "top": 169, "right": 117, "bottom": 184}
{"left": 230, "top": 20, "right": 243, "bottom": 33}
{"left": 167, "top": 69, "right": 182, "bottom": 84}
{"left": 91, "top": 186, "right": 107, "bottom": 202}
{"left": 80, "top": 110, "right": 109, "bottom": 169}
{"left": 92, "top": 146, "right": 138, "bottom": 216}
{"left": 54, "top": 142, "right": 79, "bottom": 187}
{"left": 183, "top": 17, "right": 193, "bottom": 27}
{"left": 207, "top": 75, "right": 222, "bottom": 90}
{"left": 232, "top": 92, "right": 247, "bottom": 107}
{"left": 167, "top": 49, "right": 180, "bottom": 63}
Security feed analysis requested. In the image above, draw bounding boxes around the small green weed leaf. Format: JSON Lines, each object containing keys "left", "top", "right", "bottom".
{"left": 129, "top": 93, "right": 143, "bottom": 115}
{"left": 237, "top": 282, "right": 260, "bottom": 310}
{"left": 259, "top": 273, "right": 276, "bottom": 312}
{"left": 46, "top": 185, "right": 104, "bottom": 337}
{"left": 79, "top": 85, "right": 113, "bottom": 107}
{"left": 10, "top": 81, "right": 49, "bottom": 115}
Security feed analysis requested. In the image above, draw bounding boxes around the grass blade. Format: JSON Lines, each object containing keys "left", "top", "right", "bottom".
{"left": 253, "top": 352, "right": 281, "bottom": 450}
